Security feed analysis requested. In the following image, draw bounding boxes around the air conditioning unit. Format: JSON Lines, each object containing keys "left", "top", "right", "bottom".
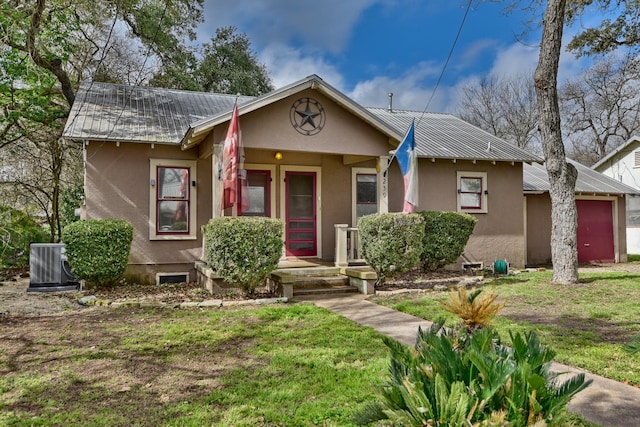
{"left": 28, "top": 243, "right": 79, "bottom": 292}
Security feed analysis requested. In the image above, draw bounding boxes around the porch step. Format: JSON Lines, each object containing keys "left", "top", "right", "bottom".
{"left": 270, "top": 269, "right": 359, "bottom": 298}
{"left": 293, "top": 285, "right": 358, "bottom": 296}
{"left": 288, "top": 275, "right": 350, "bottom": 290}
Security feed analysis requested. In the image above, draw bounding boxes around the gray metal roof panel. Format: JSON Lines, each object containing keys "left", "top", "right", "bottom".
{"left": 524, "top": 159, "right": 640, "bottom": 194}
{"left": 367, "top": 108, "right": 542, "bottom": 163}
{"left": 63, "top": 81, "right": 254, "bottom": 144}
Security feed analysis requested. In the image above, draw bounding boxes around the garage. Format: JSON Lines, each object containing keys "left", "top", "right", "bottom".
{"left": 524, "top": 160, "right": 634, "bottom": 266}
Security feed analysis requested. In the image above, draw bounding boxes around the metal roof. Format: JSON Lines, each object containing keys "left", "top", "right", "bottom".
{"left": 63, "top": 81, "right": 254, "bottom": 145}
{"left": 367, "top": 108, "right": 542, "bottom": 163}
{"left": 524, "top": 159, "right": 640, "bottom": 195}
{"left": 63, "top": 78, "right": 542, "bottom": 166}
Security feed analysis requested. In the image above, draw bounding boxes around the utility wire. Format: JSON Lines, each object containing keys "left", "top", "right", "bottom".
{"left": 417, "top": 0, "right": 474, "bottom": 126}
{"left": 83, "top": 2, "right": 170, "bottom": 162}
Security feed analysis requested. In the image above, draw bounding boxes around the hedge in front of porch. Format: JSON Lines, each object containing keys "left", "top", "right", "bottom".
{"left": 358, "top": 213, "right": 424, "bottom": 288}
{"left": 203, "top": 217, "right": 283, "bottom": 295}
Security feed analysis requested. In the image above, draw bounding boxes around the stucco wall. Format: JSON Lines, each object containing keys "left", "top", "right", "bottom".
{"left": 83, "top": 142, "right": 211, "bottom": 282}
{"left": 240, "top": 149, "right": 376, "bottom": 260}
{"left": 525, "top": 194, "right": 552, "bottom": 266}
{"left": 387, "top": 159, "right": 527, "bottom": 268}
{"left": 209, "top": 89, "right": 391, "bottom": 157}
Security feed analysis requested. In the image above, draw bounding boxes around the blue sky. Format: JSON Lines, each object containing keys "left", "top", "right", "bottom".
{"left": 198, "top": 1, "right": 594, "bottom": 113}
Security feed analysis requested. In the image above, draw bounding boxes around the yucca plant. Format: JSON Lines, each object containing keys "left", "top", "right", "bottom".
{"left": 439, "top": 287, "right": 505, "bottom": 332}
{"left": 355, "top": 289, "right": 592, "bottom": 426}
{"left": 624, "top": 333, "right": 640, "bottom": 355}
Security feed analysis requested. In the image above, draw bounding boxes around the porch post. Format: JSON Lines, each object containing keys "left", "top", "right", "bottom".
{"left": 212, "top": 144, "right": 223, "bottom": 218}
{"left": 378, "top": 156, "right": 389, "bottom": 214}
{"left": 334, "top": 224, "right": 349, "bottom": 267}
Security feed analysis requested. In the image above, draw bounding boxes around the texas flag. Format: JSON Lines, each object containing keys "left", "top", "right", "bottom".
{"left": 222, "top": 102, "right": 248, "bottom": 212}
{"left": 394, "top": 121, "right": 418, "bottom": 213}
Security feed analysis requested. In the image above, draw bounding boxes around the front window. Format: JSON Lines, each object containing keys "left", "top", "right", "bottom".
{"left": 457, "top": 171, "right": 488, "bottom": 214}
{"left": 356, "top": 173, "right": 377, "bottom": 223}
{"left": 240, "top": 170, "right": 271, "bottom": 217}
{"left": 157, "top": 166, "right": 190, "bottom": 233}
{"left": 150, "top": 159, "right": 197, "bottom": 240}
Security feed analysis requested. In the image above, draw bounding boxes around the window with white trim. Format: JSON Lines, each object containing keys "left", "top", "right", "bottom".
{"left": 150, "top": 159, "right": 197, "bottom": 240}
{"left": 239, "top": 169, "right": 271, "bottom": 217}
{"left": 352, "top": 168, "right": 378, "bottom": 225}
{"left": 457, "top": 171, "right": 488, "bottom": 214}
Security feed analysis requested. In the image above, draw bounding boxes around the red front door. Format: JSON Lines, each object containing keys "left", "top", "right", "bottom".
{"left": 576, "top": 200, "right": 614, "bottom": 263}
{"left": 285, "top": 171, "right": 317, "bottom": 256}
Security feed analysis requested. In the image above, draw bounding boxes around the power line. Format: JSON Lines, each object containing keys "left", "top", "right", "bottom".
{"left": 417, "top": 0, "right": 474, "bottom": 126}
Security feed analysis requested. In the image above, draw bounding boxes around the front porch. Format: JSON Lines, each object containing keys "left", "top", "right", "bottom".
{"left": 195, "top": 255, "right": 377, "bottom": 299}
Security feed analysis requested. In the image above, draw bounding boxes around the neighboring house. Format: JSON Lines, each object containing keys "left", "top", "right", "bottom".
{"left": 592, "top": 136, "right": 640, "bottom": 254}
{"left": 63, "top": 75, "right": 542, "bottom": 284}
{"left": 524, "top": 159, "right": 637, "bottom": 265}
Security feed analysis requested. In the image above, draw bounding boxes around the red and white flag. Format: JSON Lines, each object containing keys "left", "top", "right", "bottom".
{"left": 222, "top": 102, "right": 248, "bottom": 212}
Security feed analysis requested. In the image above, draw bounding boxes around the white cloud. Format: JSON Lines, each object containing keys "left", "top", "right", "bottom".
{"left": 259, "top": 44, "right": 345, "bottom": 90}
{"left": 200, "top": 0, "right": 385, "bottom": 53}
{"left": 488, "top": 42, "right": 538, "bottom": 80}
{"left": 348, "top": 62, "right": 455, "bottom": 112}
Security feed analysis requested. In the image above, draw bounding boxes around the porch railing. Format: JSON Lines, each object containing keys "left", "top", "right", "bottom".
{"left": 334, "top": 224, "right": 366, "bottom": 267}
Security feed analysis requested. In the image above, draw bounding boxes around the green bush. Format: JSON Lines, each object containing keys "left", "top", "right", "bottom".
{"left": 418, "top": 211, "right": 477, "bottom": 271}
{"left": 358, "top": 213, "right": 424, "bottom": 287}
{"left": 356, "top": 290, "right": 592, "bottom": 426}
{"left": 203, "top": 216, "right": 283, "bottom": 295}
{"left": 0, "top": 206, "right": 49, "bottom": 268}
{"left": 63, "top": 219, "right": 133, "bottom": 287}
{"left": 60, "top": 184, "right": 84, "bottom": 230}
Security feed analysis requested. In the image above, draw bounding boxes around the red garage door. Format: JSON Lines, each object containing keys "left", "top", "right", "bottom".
{"left": 576, "top": 200, "right": 614, "bottom": 263}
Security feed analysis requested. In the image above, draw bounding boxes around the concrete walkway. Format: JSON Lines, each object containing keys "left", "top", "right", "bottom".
{"left": 298, "top": 295, "right": 640, "bottom": 427}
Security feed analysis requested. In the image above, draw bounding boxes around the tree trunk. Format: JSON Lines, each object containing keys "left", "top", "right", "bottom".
{"left": 534, "top": 0, "right": 579, "bottom": 284}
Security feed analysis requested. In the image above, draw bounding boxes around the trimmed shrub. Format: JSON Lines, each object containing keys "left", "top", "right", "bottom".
{"left": 358, "top": 213, "right": 424, "bottom": 287}
{"left": 63, "top": 219, "right": 133, "bottom": 287}
{"left": 0, "top": 206, "right": 49, "bottom": 268}
{"left": 418, "top": 210, "right": 477, "bottom": 271}
{"left": 203, "top": 216, "right": 283, "bottom": 295}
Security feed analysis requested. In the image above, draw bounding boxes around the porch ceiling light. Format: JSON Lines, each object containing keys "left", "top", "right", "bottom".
{"left": 275, "top": 152, "right": 283, "bottom": 160}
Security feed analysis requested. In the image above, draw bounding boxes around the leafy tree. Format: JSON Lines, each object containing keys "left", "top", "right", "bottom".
{"left": 0, "top": 45, "right": 75, "bottom": 241}
{"left": 151, "top": 26, "right": 273, "bottom": 96}
{"left": 0, "top": 0, "right": 272, "bottom": 241}
{"left": 566, "top": 0, "right": 640, "bottom": 56}
{"left": 0, "top": 205, "right": 49, "bottom": 268}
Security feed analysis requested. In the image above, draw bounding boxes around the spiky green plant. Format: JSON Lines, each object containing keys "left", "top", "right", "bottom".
{"left": 356, "top": 290, "right": 592, "bottom": 426}
{"left": 624, "top": 333, "right": 640, "bottom": 355}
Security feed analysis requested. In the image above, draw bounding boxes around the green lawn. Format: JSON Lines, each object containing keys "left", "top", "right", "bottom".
{"left": 0, "top": 304, "right": 389, "bottom": 426}
{"left": 371, "top": 269, "right": 640, "bottom": 386}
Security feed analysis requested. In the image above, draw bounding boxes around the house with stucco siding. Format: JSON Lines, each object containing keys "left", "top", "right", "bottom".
{"left": 65, "top": 74, "right": 597, "bottom": 285}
